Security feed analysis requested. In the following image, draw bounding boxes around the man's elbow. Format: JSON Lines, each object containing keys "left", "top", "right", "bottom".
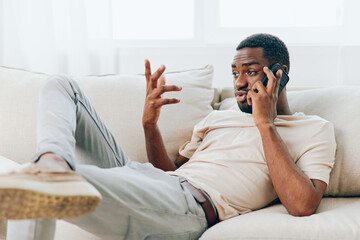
{"left": 286, "top": 179, "right": 326, "bottom": 217}
{"left": 287, "top": 201, "right": 319, "bottom": 217}
{"left": 288, "top": 207, "right": 315, "bottom": 217}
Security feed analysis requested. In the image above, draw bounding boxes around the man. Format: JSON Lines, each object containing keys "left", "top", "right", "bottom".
{"left": 0, "top": 34, "right": 335, "bottom": 239}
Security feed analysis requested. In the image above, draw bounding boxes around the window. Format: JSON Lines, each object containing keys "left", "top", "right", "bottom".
{"left": 85, "top": 0, "right": 359, "bottom": 46}
{"left": 86, "top": 0, "right": 194, "bottom": 42}
{"left": 112, "top": 0, "right": 194, "bottom": 40}
{"left": 204, "top": 0, "right": 346, "bottom": 45}
{"left": 219, "top": 0, "right": 343, "bottom": 28}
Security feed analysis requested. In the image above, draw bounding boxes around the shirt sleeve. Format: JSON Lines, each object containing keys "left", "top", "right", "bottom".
{"left": 296, "top": 121, "right": 336, "bottom": 185}
{"left": 178, "top": 112, "right": 212, "bottom": 159}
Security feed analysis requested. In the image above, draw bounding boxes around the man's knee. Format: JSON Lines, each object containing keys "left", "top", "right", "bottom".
{"left": 42, "top": 74, "right": 78, "bottom": 99}
{"left": 44, "top": 74, "right": 72, "bottom": 90}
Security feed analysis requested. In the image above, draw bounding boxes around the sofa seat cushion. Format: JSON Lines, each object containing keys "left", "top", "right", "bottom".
{"left": 200, "top": 197, "right": 360, "bottom": 240}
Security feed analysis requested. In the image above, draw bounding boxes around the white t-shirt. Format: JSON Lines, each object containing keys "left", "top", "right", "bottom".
{"left": 171, "top": 110, "right": 336, "bottom": 221}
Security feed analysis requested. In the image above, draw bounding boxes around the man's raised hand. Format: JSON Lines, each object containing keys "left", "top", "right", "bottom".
{"left": 142, "top": 59, "right": 182, "bottom": 128}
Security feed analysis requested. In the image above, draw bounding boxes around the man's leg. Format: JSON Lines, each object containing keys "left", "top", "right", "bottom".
{"left": 33, "top": 75, "right": 208, "bottom": 239}
{"left": 1, "top": 75, "right": 208, "bottom": 239}
{"left": 68, "top": 163, "right": 208, "bottom": 240}
{"left": 33, "top": 74, "right": 130, "bottom": 170}
{"left": 0, "top": 74, "right": 130, "bottom": 220}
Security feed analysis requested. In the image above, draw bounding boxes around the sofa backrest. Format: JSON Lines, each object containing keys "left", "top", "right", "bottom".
{"left": 219, "top": 87, "right": 360, "bottom": 197}
{"left": 0, "top": 65, "right": 215, "bottom": 166}
{"left": 73, "top": 66, "right": 215, "bottom": 164}
{"left": 0, "top": 67, "right": 48, "bottom": 163}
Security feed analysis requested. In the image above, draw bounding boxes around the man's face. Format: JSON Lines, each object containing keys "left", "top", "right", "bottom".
{"left": 232, "top": 47, "right": 270, "bottom": 113}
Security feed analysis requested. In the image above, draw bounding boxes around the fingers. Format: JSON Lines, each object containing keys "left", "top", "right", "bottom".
{"left": 247, "top": 86, "right": 265, "bottom": 106}
{"left": 274, "top": 70, "right": 282, "bottom": 96}
{"left": 151, "top": 65, "right": 166, "bottom": 90}
{"left": 145, "top": 59, "right": 151, "bottom": 84}
{"left": 250, "top": 80, "right": 267, "bottom": 96}
{"left": 144, "top": 59, "right": 166, "bottom": 91}
{"left": 157, "top": 74, "right": 166, "bottom": 88}
{"left": 247, "top": 75, "right": 273, "bottom": 105}
{"left": 263, "top": 66, "right": 276, "bottom": 95}
{"left": 247, "top": 91, "right": 253, "bottom": 106}
{"left": 149, "top": 85, "right": 182, "bottom": 98}
{"left": 152, "top": 98, "right": 181, "bottom": 108}
{"left": 263, "top": 67, "right": 282, "bottom": 96}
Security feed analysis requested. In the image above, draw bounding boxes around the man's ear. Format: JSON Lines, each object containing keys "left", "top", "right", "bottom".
{"left": 282, "top": 65, "right": 289, "bottom": 74}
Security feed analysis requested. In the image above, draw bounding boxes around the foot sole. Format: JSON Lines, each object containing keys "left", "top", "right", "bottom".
{"left": 0, "top": 188, "right": 101, "bottom": 220}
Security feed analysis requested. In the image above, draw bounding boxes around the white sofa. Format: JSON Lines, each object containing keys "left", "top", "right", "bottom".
{"left": 1, "top": 65, "right": 360, "bottom": 239}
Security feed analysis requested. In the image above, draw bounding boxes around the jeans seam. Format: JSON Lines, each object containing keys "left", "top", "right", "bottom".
{"left": 77, "top": 99, "right": 123, "bottom": 167}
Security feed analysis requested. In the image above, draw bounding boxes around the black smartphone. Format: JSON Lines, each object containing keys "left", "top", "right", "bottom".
{"left": 262, "top": 63, "right": 289, "bottom": 96}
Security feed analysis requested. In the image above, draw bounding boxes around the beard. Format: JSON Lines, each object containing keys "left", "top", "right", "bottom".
{"left": 237, "top": 101, "right": 252, "bottom": 114}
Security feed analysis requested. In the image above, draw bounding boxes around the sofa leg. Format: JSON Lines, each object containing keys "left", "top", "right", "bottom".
{"left": 0, "top": 220, "right": 7, "bottom": 240}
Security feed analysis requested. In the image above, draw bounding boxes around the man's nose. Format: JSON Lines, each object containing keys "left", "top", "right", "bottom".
{"left": 234, "top": 75, "right": 247, "bottom": 89}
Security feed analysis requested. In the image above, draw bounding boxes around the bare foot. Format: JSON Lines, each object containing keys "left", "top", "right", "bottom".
{"left": 35, "top": 153, "right": 72, "bottom": 172}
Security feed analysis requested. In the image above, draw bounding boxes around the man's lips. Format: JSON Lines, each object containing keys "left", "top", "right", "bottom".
{"left": 235, "top": 90, "right": 248, "bottom": 103}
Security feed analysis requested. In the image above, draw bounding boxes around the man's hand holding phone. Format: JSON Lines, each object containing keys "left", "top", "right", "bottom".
{"left": 247, "top": 64, "right": 286, "bottom": 128}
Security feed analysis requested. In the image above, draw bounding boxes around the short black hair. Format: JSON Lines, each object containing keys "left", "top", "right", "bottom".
{"left": 236, "top": 33, "right": 290, "bottom": 73}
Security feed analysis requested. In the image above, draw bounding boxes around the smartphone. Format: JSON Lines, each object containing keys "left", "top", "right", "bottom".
{"left": 262, "top": 63, "right": 289, "bottom": 96}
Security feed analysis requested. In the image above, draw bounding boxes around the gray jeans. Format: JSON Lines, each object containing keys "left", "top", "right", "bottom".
{"left": 32, "top": 75, "right": 208, "bottom": 240}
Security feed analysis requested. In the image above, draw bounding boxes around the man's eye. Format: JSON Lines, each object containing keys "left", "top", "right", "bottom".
{"left": 232, "top": 72, "right": 239, "bottom": 78}
{"left": 247, "top": 71, "right": 257, "bottom": 76}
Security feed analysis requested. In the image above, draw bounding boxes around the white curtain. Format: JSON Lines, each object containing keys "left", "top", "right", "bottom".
{"left": 0, "top": 0, "right": 117, "bottom": 75}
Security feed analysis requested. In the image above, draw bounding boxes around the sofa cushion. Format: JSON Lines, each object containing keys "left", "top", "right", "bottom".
{"left": 200, "top": 197, "right": 360, "bottom": 240}
{"left": 0, "top": 67, "right": 48, "bottom": 164}
{"left": 0, "top": 65, "right": 214, "bottom": 164}
{"left": 218, "top": 87, "right": 360, "bottom": 196}
{"left": 73, "top": 65, "right": 214, "bottom": 163}
{"left": 288, "top": 87, "right": 360, "bottom": 196}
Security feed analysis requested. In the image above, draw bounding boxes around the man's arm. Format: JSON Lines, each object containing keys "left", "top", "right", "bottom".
{"left": 258, "top": 124, "right": 326, "bottom": 216}
{"left": 247, "top": 67, "right": 327, "bottom": 216}
{"left": 142, "top": 59, "right": 182, "bottom": 171}
{"left": 174, "top": 155, "right": 190, "bottom": 168}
